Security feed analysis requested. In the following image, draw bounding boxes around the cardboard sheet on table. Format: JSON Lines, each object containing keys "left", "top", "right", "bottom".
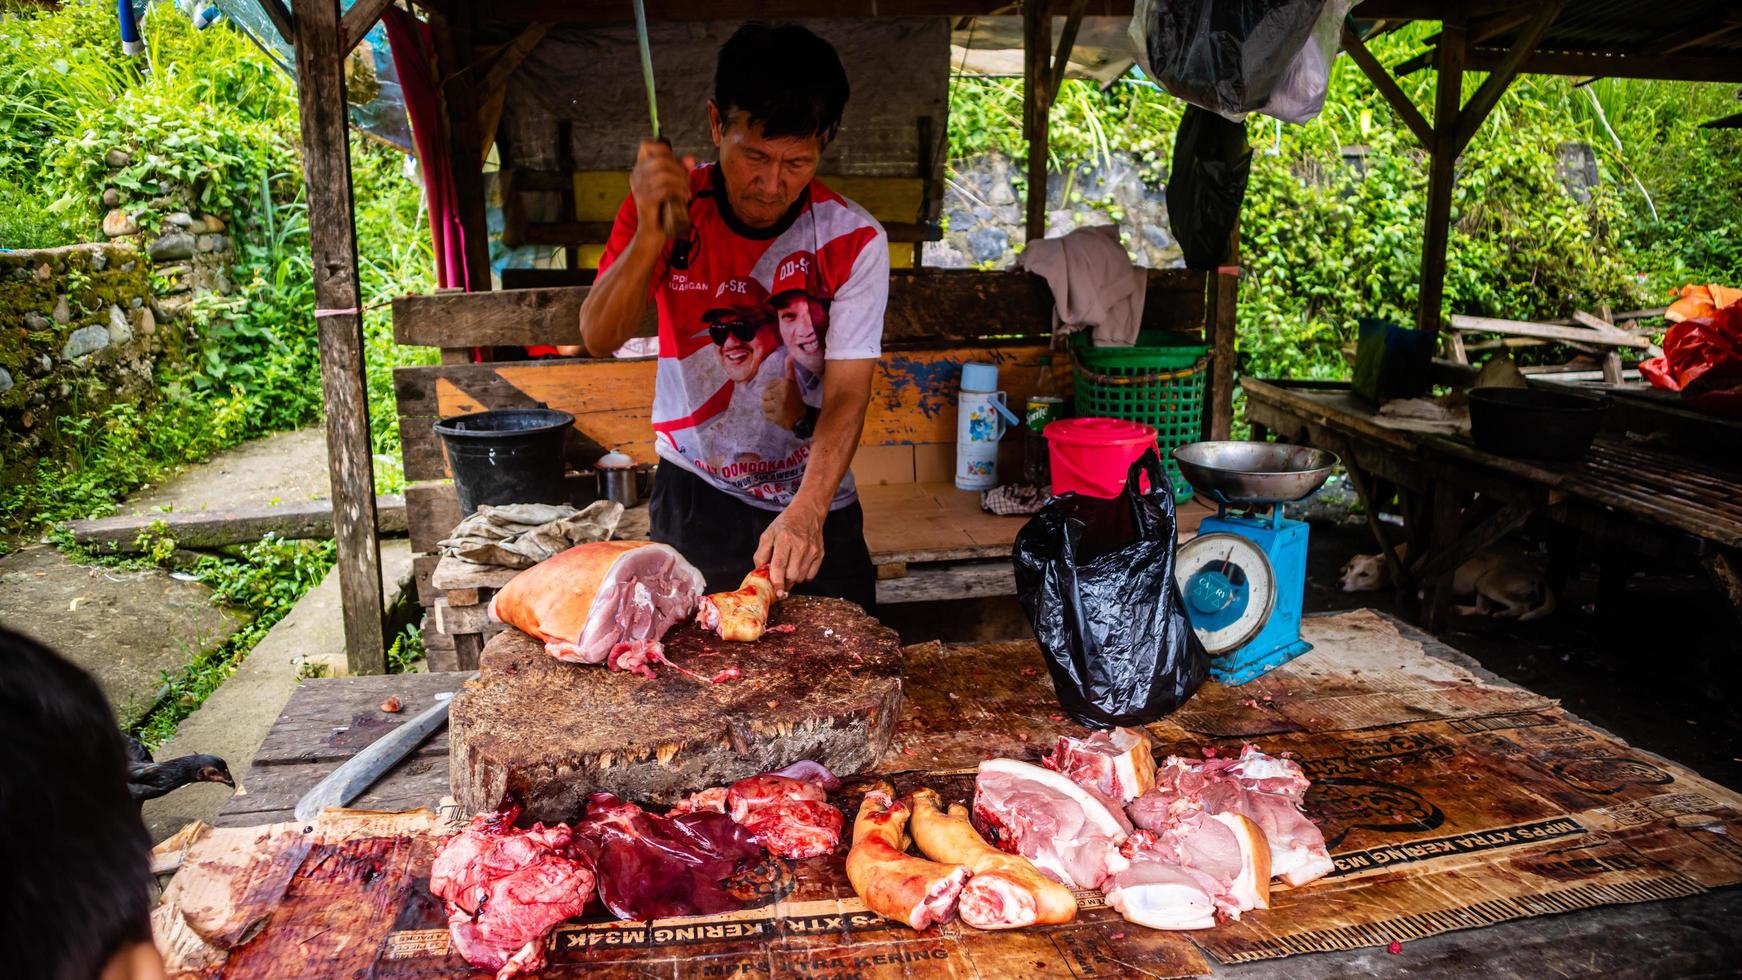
{"left": 1164, "top": 609, "right": 1557, "bottom": 737}
{"left": 154, "top": 611, "right": 1742, "bottom": 975}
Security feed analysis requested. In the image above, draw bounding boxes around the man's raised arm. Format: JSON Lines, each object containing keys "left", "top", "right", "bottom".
{"left": 573, "top": 140, "right": 690, "bottom": 357}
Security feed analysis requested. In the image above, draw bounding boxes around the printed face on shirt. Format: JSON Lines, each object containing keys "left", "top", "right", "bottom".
{"left": 708, "top": 104, "right": 821, "bottom": 229}
{"left": 772, "top": 291, "right": 827, "bottom": 375}
{"left": 708, "top": 312, "right": 780, "bottom": 384}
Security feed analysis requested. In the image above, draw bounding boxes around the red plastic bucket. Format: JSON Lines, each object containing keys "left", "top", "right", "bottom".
{"left": 1045, "top": 417, "right": 1158, "bottom": 498}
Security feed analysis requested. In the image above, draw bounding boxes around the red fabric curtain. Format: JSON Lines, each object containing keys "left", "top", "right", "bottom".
{"left": 382, "top": 8, "right": 470, "bottom": 291}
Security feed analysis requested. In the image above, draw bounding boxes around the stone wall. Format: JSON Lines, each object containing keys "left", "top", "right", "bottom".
{"left": 96, "top": 146, "right": 235, "bottom": 321}
{"left": 923, "top": 151, "right": 1183, "bottom": 270}
{"left": 0, "top": 242, "right": 185, "bottom": 484}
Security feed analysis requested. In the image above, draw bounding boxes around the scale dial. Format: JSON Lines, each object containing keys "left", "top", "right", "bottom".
{"left": 1175, "top": 532, "right": 1276, "bottom": 655}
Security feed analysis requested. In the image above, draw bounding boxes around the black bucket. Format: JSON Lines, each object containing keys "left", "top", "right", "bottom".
{"left": 434, "top": 409, "right": 575, "bottom": 515}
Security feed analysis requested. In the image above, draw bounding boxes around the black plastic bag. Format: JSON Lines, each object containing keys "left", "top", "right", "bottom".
{"left": 1129, "top": 0, "right": 1325, "bottom": 119}
{"left": 1167, "top": 104, "right": 1252, "bottom": 270}
{"left": 1013, "top": 450, "right": 1208, "bottom": 728}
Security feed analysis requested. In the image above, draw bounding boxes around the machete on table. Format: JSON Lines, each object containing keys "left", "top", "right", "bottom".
{"left": 293, "top": 673, "right": 476, "bottom": 822}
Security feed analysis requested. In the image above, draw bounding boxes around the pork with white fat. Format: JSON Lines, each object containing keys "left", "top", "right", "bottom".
{"left": 1043, "top": 726, "right": 1158, "bottom": 803}
{"left": 908, "top": 787, "right": 1078, "bottom": 930}
{"left": 971, "top": 758, "right": 1131, "bottom": 890}
{"left": 1130, "top": 745, "right": 1332, "bottom": 887}
{"left": 487, "top": 541, "right": 705, "bottom": 675}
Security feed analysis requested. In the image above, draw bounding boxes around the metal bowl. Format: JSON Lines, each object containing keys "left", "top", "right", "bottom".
{"left": 1171, "top": 441, "right": 1339, "bottom": 506}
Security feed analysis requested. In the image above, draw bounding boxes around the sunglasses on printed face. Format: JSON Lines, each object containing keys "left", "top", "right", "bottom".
{"left": 708, "top": 319, "right": 762, "bottom": 345}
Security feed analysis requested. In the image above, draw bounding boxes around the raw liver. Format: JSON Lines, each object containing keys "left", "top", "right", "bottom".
{"left": 449, "top": 596, "right": 903, "bottom": 819}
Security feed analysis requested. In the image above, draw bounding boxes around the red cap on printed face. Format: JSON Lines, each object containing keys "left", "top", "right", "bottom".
{"left": 766, "top": 252, "right": 816, "bottom": 308}
{"left": 700, "top": 276, "right": 769, "bottom": 325}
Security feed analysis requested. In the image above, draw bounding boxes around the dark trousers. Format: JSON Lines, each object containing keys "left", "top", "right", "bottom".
{"left": 649, "top": 464, "right": 877, "bottom": 611}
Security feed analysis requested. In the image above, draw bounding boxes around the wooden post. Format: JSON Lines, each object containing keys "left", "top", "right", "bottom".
{"left": 1208, "top": 227, "right": 1238, "bottom": 441}
{"left": 291, "top": 0, "right": 387, "bottom": 675}
{"left": 431, "top": 9, "right": 493, "bottom": 292}
{"left": 1417, "top": 16, "right": 1465, "bottom": 335}
{"left": 1022, "top": 0, "right": 1053, "bottom": 242}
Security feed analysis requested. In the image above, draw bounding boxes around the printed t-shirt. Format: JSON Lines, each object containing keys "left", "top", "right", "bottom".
{"left": 598, "top": 163, "right": 888, "bottom": 511}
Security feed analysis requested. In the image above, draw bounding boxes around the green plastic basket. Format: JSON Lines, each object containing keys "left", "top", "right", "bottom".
{"left": 1071, "top": 331, "right": 1211, "bottom": 500}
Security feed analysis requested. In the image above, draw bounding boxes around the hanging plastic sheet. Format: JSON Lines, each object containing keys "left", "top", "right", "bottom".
{"left": 208, "top": 0, "right": 412, "bottom": 151}
{"left": 1128, "top": 0, "right": 1349, "bottom": 124}
{"left": 1166, "top": 104, "right": 1250, "bottom": 270}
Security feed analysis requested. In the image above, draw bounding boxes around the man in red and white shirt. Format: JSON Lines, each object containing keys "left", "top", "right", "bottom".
{"left": 577, "top": 23, "right": 886, "bottom": 608}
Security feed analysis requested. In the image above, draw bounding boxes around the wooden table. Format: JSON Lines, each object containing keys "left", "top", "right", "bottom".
{"left": 212, "top": 610, "right": 1742, "bottom": 977}
{"left": 1243, "top": 377, "right": 1742, "bottom": 631}
{"left": 424, "top": 482, "right": 1213, "bottom": 668}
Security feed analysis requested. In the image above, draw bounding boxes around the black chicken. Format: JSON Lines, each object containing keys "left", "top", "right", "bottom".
{"left": 124, "top": 734, "right": 235, "bottom": 804}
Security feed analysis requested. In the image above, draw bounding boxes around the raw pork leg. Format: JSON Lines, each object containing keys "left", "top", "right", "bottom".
{"left": 908, "top": 787, "right": 1077, "bottom": 929}
{"left": 846, "top": 783, "right": 969, "bottom": 930}
{"left": 488, "top": 541, "right": 705, "bottom": 673}
{"left": 697, "top": 567, "right": 777, "bottom": 641}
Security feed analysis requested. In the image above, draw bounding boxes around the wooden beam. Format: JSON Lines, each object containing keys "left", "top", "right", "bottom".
{"left": 391, "top": 268, "right": 1208, "bottom": 349}
{"left": 340, "top": 0, "right": 396, "bottom": 55}
{"left": 1644, "top": 10, "right": 1742, "bottom": 57}
{"left": 475, "top": 0, "right": 1122, "bottom": 22}
{"left": 516, "top": 219, "right": 937, "bottom": 246}
{"left": 479, "top": 22, "right": 552, "bottom": 105}
{"left": 1207, "top": 229, "right": 1238, "bottom": 441}
{"left": 1448, "top": 314, "right": 1651, "bottom": 349}
{"left": 1452, "top": 2, "right": 1562, "bottom": 155}
{"left": 259, "top": 0, "right": 295, "bottom": 45}
{"left": 292, "top": 0, "right": 387, "bottom": 676}
{"left": 1340, "top": 24, "right": 1434, "bottom": 147}
{"left": 65, "top": 498, "right": 409, "bottom": 552}
{"left": 1023, "top": 0, "right": 1053, "bottom": 242}
{"left": 1049, "top": 0, "right": 1091, "bottom": 103}
{"left": 1461, "top": 49, "right": 1742, "bottom": 84}
{"left": 1416, "top": 15, "right": 1464, "bottom": 334}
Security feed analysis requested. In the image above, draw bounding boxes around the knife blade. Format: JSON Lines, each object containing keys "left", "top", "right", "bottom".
{"left": 292, "top": 674, "right": 476, "bottom": 822}
{"left": 630, "top": 0, "right": 690, "bottom": 244}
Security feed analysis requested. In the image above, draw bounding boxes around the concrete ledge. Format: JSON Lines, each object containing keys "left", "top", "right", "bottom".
{"left": 141, "top": 539, "right": 414, "bottom": 841}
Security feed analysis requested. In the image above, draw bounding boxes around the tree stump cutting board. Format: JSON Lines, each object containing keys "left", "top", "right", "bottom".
{"left": 449, "top": 596, "right": 903, "bottom": 820}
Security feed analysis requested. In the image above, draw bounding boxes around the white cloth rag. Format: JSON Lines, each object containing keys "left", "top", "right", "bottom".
{"left": 1018, "top": 224, "right": 1147, "bottom": 347}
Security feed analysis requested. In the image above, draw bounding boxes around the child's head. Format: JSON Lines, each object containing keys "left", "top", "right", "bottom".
{"left": 0, "top": 626, "right": 163, "bottom": 980}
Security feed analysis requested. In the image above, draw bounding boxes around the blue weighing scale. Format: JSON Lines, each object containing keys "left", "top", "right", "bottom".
{"left": 1171, "top": 442, "right": 1339, "bottom": 685}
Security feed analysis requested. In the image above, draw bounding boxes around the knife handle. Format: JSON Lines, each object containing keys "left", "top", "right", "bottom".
{"left": 654, "top": 135, "right": 691, "bottom": 244}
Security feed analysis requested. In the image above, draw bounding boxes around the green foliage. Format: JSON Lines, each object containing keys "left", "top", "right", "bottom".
{"left": 386, "top": 621, "right": 426, "bottom": 675}
{"left": 947, "top": 26, "right": 1741, "bottom": 380}
{"left": 134, "top": 535, "right": 336, "bottom": 748}
{"left": 0, "top": 0, "right": 435, "bottom": 542}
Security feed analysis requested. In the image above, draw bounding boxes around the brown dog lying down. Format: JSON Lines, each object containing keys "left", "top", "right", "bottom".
{"left": 1338, "top": 544, "right": 1556, "bottom": 621}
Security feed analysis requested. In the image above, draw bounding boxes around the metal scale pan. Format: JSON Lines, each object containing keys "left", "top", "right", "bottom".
{"left": 1171, "top": 442, "right": 1337, "bottom": 682}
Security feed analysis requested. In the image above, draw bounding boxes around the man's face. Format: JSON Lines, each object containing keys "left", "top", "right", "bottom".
{"left": 714, "top": 316, "right": 779, "bottom": 383}
{"left": 775, "top": 297, "right": 826, "bottom": 373}
{"left": 709, "top": 103, "right": 822, "bottom": 229}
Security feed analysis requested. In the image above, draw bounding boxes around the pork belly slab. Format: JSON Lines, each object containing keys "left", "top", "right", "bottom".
{"left": 488, "top": 541, "right": 705, "bottom": 673}
{"left": 971, "top": 758, "right": 1131, "bottom": 889}
{"left": 1130, "top": 746, "right": 1333, "bottom": 887}
{"left": 1043, "top": 726, "right": 1158, "bottom": 804}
